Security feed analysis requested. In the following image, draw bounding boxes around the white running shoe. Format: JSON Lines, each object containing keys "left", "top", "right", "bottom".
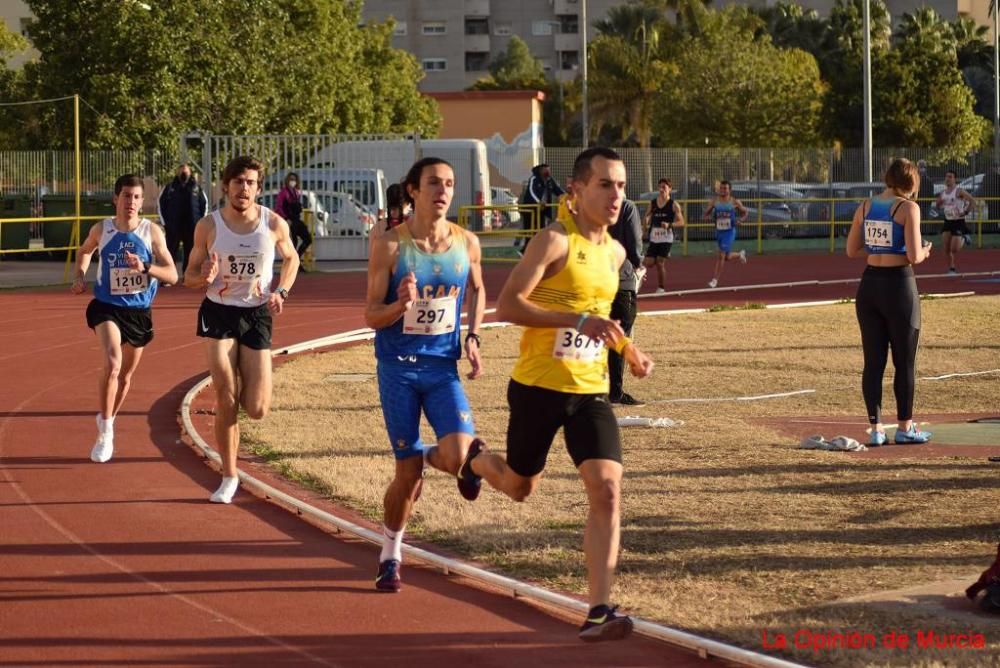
{"left": 707, "top": 278, "right": 718, "bottom": 288}
{"left": 739, "top": 249, "right": 747, "bottom": 264}
{"left": 90, "top": 434, "right": 113, "bottom": 463}
{"left": 210, "top": 476, "right": 240, "bottom": 504}
{"left": 654, "top": 287, "right": 666, "bottom": 295}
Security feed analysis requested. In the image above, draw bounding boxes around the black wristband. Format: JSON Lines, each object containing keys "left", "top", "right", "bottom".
{"left": 276, "top": 287, "right": 289, "bottom": 300}
{"left": 465, "top": 332, "right": 481, "bottom": 347}
{"left": 141, "top": 261, "right": 151, "bottom": 275}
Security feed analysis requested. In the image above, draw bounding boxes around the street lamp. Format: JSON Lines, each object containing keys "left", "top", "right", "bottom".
{"left": 581, "top": 0, "right": 588, "bottom": 148}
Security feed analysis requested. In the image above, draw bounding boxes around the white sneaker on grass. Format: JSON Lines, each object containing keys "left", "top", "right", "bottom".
{"left": 210, "top": 476, "right": 240, "bottom": 504}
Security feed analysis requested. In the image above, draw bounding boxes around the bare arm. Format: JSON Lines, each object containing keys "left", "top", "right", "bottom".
{"left": 846, "top": 201, "right": 867, "bottom": 259}
{"left": 364, "top": 231, "right": 411, "bottom": 330}
{"left": 672, "top": 201, "right": 685, "bottom": 227}
{"left": 734, "top": 199, "right": 749, "bottom": 222}
{"left": 183, "top": 216, "right": 216, "bottom": 289}
{"left": 702, "top": 198, "right": 716, "bottom": 221}
{"left": 147, "top": 223, "right": 179, "bottom": 285}
{"left": 70, "top": 223, "right": 103, "bottom": 292}
{"left": 463, "top": 230, "right": 485, "bottom": 379}
{"left": 496, "top": 226, "right": 577, "bottom": 329}
{"left": 268, "top": 213, "right": 299, "bottom": 315}
{"left": 901, "top": 200, "right": 930, "bottom": 265}
{"left": 960, "top": 188, "right": 976, "bottom": 212}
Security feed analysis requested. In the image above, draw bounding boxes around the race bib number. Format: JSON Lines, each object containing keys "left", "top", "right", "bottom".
{"left": 864, "top": 219, "right": 893, "bottom": 248}
{"left": 552, "top": 327, "right": 604, "bottom": 362}
{"left": 715, "top": 214, "right": 732, "bottom": 231}
{"left": 110, "top": 267, "right": 149, "bottom": 295}
{"left": 650, "top": 226, "right": 673, "bottom": 244}
{"left": 943, "top": 204, "right": 963, "bottom": 221}
{"left": 403, "top": 296, "right": 456, "bottom": 335}
{"left": 224, "top": 253, "right": 262, "bottom": 283}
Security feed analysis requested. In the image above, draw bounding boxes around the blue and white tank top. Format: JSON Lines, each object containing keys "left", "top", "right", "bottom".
{"left": 713, "top": 200, "right": 736, "bottom": 232}
{"left": 93, "top": 218, "right": 157, "bottom": 308}
{"left": 375, "top": 223, "right": 470, "bottom": 361}
{"left": 863, "top": 197, "right": 906, "bottom": 255}
{"left": 207, "top": 207, "right": 275, "bottom": 307}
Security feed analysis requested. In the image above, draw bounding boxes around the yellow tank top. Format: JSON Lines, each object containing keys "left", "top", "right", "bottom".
{"left": 511, "top": 206, "right": 620, "bottom": 394}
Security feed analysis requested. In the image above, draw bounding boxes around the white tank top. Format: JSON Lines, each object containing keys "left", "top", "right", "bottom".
{"left": 207, "top": 207, "right": 275, "bottom": 307}
{"left": 939, "top": 187, "right": 965, "bottom": 221}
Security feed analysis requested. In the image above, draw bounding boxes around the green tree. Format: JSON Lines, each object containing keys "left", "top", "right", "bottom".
{"left": 5, "top": 0, "right": 437, "bottom": 150}
{"left": 653, "top": 7, "right": 824, "bottom": 148}
{"left": 470, "top": 36, "right": 546, "bottom": 91}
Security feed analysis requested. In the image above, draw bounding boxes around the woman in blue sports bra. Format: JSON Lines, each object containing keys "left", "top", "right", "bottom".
{"left": 846, "top": 158, "right": 933, "bottom": 447}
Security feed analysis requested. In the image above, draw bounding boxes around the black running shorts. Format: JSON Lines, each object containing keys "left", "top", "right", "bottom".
{"left": 505, "top": 379, "right": 622, "bottom": 477}
{"left": 644, "top": 241, "right": 672, "bottom": 259}
{"left": 86, "top": 298, "right": 153, "bottom": 348}
{"left": 196, "top": 298, "right": 273, "bottom": 350}
{"left": 942, "top": 219, "right": 969, "bottom": 236}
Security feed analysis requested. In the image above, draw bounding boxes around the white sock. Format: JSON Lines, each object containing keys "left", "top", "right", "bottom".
{"left": 380, "top": 525, "right": 404, "bottom": 563}
{"left": 209, "top": 476, "right": 239, "bottom": 504}
{"left": 97, "top": 414, "right": 115, "bottom": 435}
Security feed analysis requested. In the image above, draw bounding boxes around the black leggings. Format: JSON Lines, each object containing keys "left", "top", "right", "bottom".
{"left": 854, "top": 265, "right": 920, "bottom": 424}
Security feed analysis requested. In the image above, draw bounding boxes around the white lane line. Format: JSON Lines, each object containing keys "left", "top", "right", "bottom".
{"left": 649, "top": 389, "right": 816, "bottom": 405}
{"left": 920, "top": 369, "right": 1000, "bottom": 381}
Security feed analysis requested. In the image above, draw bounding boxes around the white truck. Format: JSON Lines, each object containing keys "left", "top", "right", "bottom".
{"left": 307, "top": 138, "right": 492, "bottom": 229}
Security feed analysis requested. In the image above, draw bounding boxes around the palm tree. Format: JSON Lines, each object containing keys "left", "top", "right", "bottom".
{"left": 588, "top": 4, "right": 675, "bottom": 188}
{"left": 952, "top": 16, "right": 992, "bottom": 71}
{"left": 894, "top": 7, "right": 954, "bottom": 55}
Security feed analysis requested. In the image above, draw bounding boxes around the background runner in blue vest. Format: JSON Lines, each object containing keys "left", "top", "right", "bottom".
{"left": 365, "top": 157, "right": 486, "bottom": 593}
{"left": 703, "top": 180, "right": 748, "bottom": 288}
{"left": 71, "top": 174, "right": 178, "bottom": 463}
{"left": 642, "top": 178, "right": 685, "bottom": 294}
{"left": 184, "top": 156, "right": 299, "bottom": 504}
{"left": 847, "top": 158, "right": 933, "bottom": 446}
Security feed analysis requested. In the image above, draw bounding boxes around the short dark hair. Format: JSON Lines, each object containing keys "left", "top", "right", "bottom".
{"left": 571, "top": 147, "right": 622, "bottom": 183}
{"left": 222, "top": 155, "right": 264, "bottom": 186}
{"left": 402, "top": 157, "right": 454, "bottom": 206}
{"left": 719, "top": 179, "right": 732, "bottom": 188}
{"left": 658, "top": 178, "right": 671, "bottom": 187}
{"left": 114, "top": 174, "right": 143, "bottom": 196}
{"left": 945, "top": 169, "right": 957, "bottom": 178}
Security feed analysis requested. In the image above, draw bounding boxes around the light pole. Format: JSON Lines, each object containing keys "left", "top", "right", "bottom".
{"left": 581, "top": 0, "right": 588, "bottom": 148}
{"left": 862, "top": 0, "right": 873, "bottom": 182}
{"left": 994, "top": 0, "right": 999, "bottom": 158}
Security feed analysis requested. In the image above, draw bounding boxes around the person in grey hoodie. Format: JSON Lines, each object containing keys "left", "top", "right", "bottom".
{"left": 606, "top": 197, "right": 646, "bottom": 406}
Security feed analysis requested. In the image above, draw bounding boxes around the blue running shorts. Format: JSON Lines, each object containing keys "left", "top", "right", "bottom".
{"left": 716, "top": 228, "right": 737, "bottom": 254}
{"left": 376, "top": 356, "right": 475, "bottom": 460}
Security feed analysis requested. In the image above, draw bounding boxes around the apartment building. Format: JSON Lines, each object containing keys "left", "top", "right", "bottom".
{"left": 361, "top": 0, "right": 994, "bottom": 93}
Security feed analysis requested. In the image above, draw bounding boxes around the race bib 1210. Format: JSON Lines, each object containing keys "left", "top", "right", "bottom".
{"left": 110, "top": 267, "right": 149, "bottom": 295}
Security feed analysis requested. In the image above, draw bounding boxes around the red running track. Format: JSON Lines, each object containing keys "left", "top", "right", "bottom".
{"left": 1, "top": 249, "right": 997, "bottom": 666}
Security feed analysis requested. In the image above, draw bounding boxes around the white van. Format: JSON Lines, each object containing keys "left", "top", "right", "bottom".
{"left": 307, "top": 139, "right": 492, "bottom": 229}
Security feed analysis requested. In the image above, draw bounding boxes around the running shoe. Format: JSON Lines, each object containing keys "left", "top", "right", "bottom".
{"left": 654, "top": 287, "right": 666, "bottom": 295}
{"left": 375, "top": 559, "right": 401, "bottom": 592}
{"left": 894, "top": 425, "right": 932, "bottom": 445}
{"left": 457, "top": 438, "right": 484, "bottom": 501}
{"left": 610, "top": 393, "right": 646, "bottom": 407}
{"left": 707, "top": 278, "right": 718, "bottom": 288}
{"left": 579, "top": 604, "right": 634, "bottom": 642}
{"left": 963, "top": 233, "right": 973, "bottom": 246}
{"left": 739, "top": 249, "right": 747, "bottom": 264}
{"left": 948, "top": 267, "right": 957, "bottom": 274}
{"left": 868, "top": 430, "right": 887, "bottom": 447}
{"left": 90, "top": 434, "right": 113, "bottom": 463}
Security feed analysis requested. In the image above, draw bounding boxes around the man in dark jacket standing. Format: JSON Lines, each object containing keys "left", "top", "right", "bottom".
{"left": 607, "top": 197, "right": 646, "bottom": 406}
{"left": 518, "top": 163, "right": 565, "bottom": 251}
{"left": 158, "top": 163, "right": 208, "bottom": 273}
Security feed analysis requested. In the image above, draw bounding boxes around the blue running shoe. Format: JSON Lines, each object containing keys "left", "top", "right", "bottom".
{"left": 375, "top": 559, "right": 401, "bottom": 593}
{"left": 894, "top": 425, "right": 932, "bottom": 445}
{"left": 869, "top": 430, "right": 887, "bottom": 447}
{"left": 457, "top": 438, "right": 484, "bottom": 501}
{"left": 579, "top": 604, "right": 634, "bottom": 642}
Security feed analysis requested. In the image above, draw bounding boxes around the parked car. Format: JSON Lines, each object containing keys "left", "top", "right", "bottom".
{"left": 490, "top": 186, "right": 521, "bottom": 227}
{"left": 803, "top": 182, "right": 884, "bottom": 233}
{"left": 258, "top": 189, "right": 373, "bottom": 237}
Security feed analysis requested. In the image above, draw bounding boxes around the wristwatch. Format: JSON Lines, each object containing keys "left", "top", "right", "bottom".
{"left": 275, "top": 287, "right": 289, "bottom": 300}
{"left": 141, "top": 260, "right": 151, "bottom": 275}
{"left": 465, "top": 332, "right": 481, "bottom": 347}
